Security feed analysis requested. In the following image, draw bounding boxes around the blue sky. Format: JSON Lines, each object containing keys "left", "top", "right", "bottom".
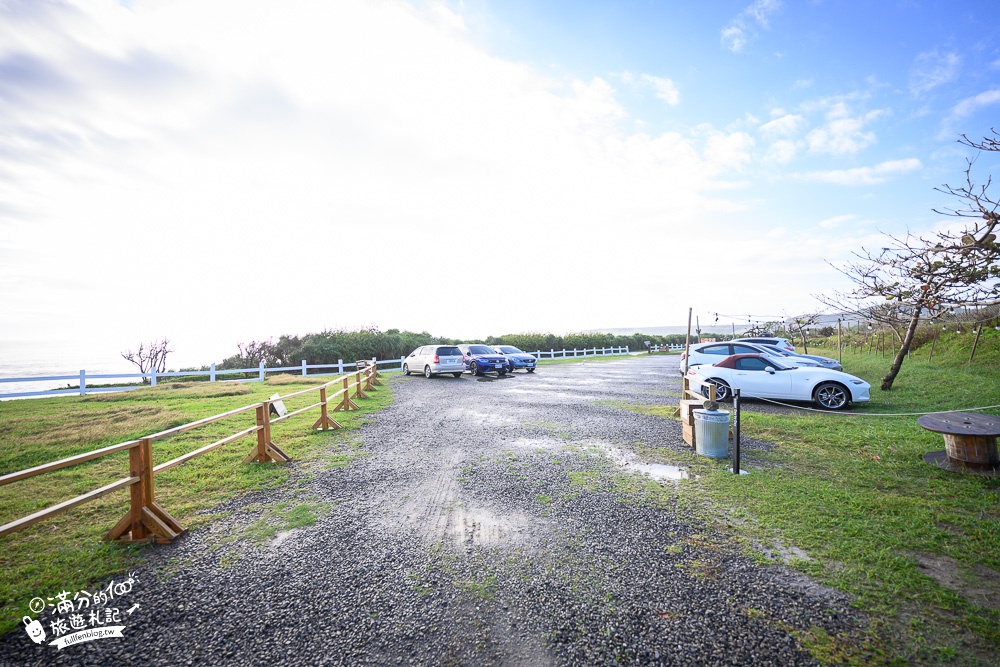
{"left": 1, "top": 0, "right": 999, "bottom": 368}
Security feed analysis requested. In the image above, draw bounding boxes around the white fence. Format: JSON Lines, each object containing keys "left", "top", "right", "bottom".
{"left": 0, "top": 345, "right": 638, "bottom": 400}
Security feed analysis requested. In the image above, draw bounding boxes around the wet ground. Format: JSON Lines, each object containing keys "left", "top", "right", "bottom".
{"left": 0, "top": 354, "right": 864, "bottom": 666}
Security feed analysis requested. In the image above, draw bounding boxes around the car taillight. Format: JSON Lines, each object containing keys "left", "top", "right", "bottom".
{"left": 462, "top": 355, "right": 467, "bottom": 363}
{"left": 433, "top": 354, "right": 440, "bottom": 363}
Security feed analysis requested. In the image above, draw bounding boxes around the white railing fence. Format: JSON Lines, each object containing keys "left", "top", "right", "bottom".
{"left": 1, "top": 345, "right": 642, "bottom": 400}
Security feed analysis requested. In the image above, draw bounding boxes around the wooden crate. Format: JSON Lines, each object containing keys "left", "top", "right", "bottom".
{"left": 682, "top": 422, "right": 695, "bottom": 448}
{"left": 679, "top": 399, "right": 702, "bottom": 427}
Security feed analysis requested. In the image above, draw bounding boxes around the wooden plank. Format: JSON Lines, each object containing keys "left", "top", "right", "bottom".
{"left": 153, "top": 426, "right": 260, "bottom": 474}
{"left": 144, "top": 402, "right": 260, "bottom": 442}
{"left": 270, "top": 401, "right": 322, "bottom": 424}
{"left": 0, "top": 476, "right": 138, "bottom": 538}
{"left": 0, "top": 439, "right": 141, "bottom": 487}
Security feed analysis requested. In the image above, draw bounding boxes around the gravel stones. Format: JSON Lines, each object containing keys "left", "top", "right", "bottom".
{"left": 0, "top": 355, "right": 865, "bottom": 665}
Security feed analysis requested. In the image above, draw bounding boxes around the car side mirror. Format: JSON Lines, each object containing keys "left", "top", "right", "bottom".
{"left": 765, "top": 366, "right": 776, "bottom": 374}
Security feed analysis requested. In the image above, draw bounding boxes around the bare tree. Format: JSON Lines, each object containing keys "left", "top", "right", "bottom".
{"left": 789, "top": 314, "right": 824, "bottom": 353}
{"left": 122, "top": 338, "right": 173, "bottom": 383}
{"left": 818, "top": 132, "right": 999, "bottom": 390}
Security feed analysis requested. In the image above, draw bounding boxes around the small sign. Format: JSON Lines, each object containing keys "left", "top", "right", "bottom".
{"left": 269, "top": 394, "right": 288, "bottom": 418}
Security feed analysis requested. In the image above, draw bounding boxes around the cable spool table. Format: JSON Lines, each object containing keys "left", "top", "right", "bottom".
{"left": 918, "top": 411, "right": 1000, "bottom": 475}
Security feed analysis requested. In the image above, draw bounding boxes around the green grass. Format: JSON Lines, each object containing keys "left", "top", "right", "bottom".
{"left": 0, "top": 374, "right": 392, "bottom": 635}
{"left": 623, "top": 339, "right": 1000, "bottom": 666}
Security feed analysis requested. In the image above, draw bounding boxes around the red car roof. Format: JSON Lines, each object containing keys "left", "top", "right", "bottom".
{"left": 708, "top": 353, "right": 766, "bottom": 369}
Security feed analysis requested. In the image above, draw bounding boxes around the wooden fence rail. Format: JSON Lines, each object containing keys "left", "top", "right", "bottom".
{"left": 0, "top": 362, "right": 381, "bottom": 544}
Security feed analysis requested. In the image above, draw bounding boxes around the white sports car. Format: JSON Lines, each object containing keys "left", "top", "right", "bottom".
{"left": 687, "top": 353, "right": 870, "bottom": 410}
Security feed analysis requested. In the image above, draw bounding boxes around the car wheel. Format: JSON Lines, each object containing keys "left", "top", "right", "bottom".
{"left": 452, "top": 372, "right": 462, "bottom": 378}
{"left": 402, "top": 364, "right": 410, "bottom": 376}
{"left": 423, "top": 365, "right": 432, "bottom": 379}
{"left": 701, "top": 378, "right": 731, "bottom": 401}
{"left": 470, "top": 361, "right": 479, "bottom": 376}
{"left": 814, "top": 382, "right": 849, "bottom": 410}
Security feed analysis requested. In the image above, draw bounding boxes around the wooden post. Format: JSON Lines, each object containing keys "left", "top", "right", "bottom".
{"left": 334, "top": 376, "right": 360, "bottom": 411}
{"left": 928, "top": 334, "right": 937, "bottom": 363}
{"left": 354, "top": 371, "right": 369, "bottom": 399}
{"left": 106, "top": 439, "right": 186, "bottom": 544}
{"left": 244, "top": 402, "right": 291, "bottom": 463}
{"left": 370, "top": 357, "right": 382, "bottom": 386}
{"left": 837, "top": 319, "right": 842, "bottom": 365}
{"left": 970, "top": 325, "right": 983, "bottom": 362}
{"left": 683, "top": 307, "right": 692, "bottom": 376}
{"left": 312, "top": 387, "right": 341, "bottom": 430}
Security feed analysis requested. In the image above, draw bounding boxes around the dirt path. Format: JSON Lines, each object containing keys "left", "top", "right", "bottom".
{"left": 0, "top": 355, "right": 866, "bottom": 666}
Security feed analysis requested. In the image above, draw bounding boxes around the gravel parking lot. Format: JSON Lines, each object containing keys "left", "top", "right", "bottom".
{"left": 1, "top": 354, "right": 864, "bottom": 666}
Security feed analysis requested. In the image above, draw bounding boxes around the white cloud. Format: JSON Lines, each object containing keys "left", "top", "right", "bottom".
{"left": 640, "top": 74, "right": 680, "bottom": 106}
{"left": 763, "top": 139, "right": 799, "bottom": 163}
{"left": 817, "top": 214, "right": 859, "bottom": 229}
{"left": 909, "top": 50, "right": 960, "bottom": 95}
{"left": 805, "top": 103, "right": 885, "bottom": 155}
{"left": 0, "top": 0, "right": 755, "bottom": 362}
{"left": 758, "top": 113, "right": 805, "bottom": 139}
{"left": 721, "top": 0, "right": 783, "bottom": 53}
{"left": 950, "top": 88, "right": 1000, "bottom": 119}
{"left": 797, "top": 158, "right": 922, "bottom": 186}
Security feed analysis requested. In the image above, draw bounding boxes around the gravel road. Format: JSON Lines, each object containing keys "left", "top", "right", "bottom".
{"left": 0, "top": 354, "right": 865, "bottom": 666}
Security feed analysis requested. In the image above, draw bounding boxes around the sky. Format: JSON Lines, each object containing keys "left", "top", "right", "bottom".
{"left": 2, "top": 0, "right": 1000, "bottom": 369}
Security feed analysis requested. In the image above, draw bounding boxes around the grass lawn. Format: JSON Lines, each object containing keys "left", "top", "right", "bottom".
{"left": 633, "top": 333, "right": 1000, "bottom": 666}
{"left": 0, "top": 373, "right": 391, "bottom": 635}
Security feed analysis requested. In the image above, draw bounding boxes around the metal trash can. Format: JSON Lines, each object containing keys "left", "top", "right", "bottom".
{"left": 693, "top": 409, "right": 730, "bottom": 458}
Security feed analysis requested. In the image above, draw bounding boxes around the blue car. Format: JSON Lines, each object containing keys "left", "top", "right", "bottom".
{"left": 457, "top": 344, "right": 509, "bottom": 376}
{"left": 492, "top": 345, "right": 537, "bottom": 373}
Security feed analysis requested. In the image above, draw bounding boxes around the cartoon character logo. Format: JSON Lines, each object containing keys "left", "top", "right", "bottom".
{"left": 23, "top": 616, "right": 45, "bottom": 645}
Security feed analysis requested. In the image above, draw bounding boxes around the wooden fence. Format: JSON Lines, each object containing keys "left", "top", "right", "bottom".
{"left": 1, "top": 346, "right": 637, "bottom": 400}
{"left": 0, "top": 363, "right": 381, "bottom": 545}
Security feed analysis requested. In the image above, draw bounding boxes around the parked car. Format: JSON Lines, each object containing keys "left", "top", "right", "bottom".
{"left": 491, "top": 345, "right": 537, "bottom": 373}
{"left": 755, "top": 343, "right": 842, "bottom": 371}
{"left": 733, "top": 337, "right": 796, "bottom": 352}
{"left": 680, "top": 341, "right": 823, "bottom": 375}
{"left": 687, "top": 353, "right": 870, "bottom": 410}
{"left": 457, "top": 344, "right": 509, "bottom": 376}
{"left": 403, "top": 345, "right": 465, "bottom": 378}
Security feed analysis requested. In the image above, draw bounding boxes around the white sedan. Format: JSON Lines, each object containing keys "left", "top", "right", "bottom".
{"left": 686, "top": 353, "right": 870, "bottom": 410}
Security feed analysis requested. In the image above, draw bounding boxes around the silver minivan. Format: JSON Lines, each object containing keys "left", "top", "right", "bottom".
{"left": 403, "top": 345, "right": 465, "bottom": 378}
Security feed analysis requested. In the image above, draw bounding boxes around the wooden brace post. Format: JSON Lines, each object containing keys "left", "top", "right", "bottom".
{"left": 354, "top": 371, "right": 369, "bottom": 399}
{"left": 244, "top": 402, "right": 291, "bottom": 464}
{"left": 334, "top": 376, "right": 360, "bottom": 412}
{"left": 312, "top": 386, "right": 341, "bottom": 430}
{"left": 106, "top": 439, "right": 186, "bottom": 544}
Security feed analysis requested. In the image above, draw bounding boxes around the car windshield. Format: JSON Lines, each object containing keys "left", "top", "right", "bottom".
{"left": 437, "top": 347, "right": 462, "bottom": 356}
{"left": 758, "top": 355, "right": 793, "bottom": 370}
{"left": 468, "top": 345, "right": 494, "bottom": 355}
{"left": 498, "top": 346, "right": 522, "bottom": 354}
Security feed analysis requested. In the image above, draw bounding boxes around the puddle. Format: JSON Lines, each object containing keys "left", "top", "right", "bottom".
{"left": 577, "top": 440, "right": 692, "bottom": 481}
{"left": 509, "top": 438, "right": 563, "bottom": 450}
{"left": 444, "top": 505, "right": 535, "bottom": 548}
{"left": 270, "top": 529, "right": 297, "bottom": 547}
{"left": 628, "top": 462, "right": 690, "bottom": 481}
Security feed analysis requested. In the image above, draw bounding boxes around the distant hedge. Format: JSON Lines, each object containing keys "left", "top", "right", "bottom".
{"left": 215, "top": 328, "right": 691, "bottom": 369}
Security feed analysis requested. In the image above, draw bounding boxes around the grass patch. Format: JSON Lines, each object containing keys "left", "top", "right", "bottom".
{"left": 617, "top": 341, "right": 1000, "bottom": 665}
{"left": 0, "top": 374, "right": 392, "bottom": 635}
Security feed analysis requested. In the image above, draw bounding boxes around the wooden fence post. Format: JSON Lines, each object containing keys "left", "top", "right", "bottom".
{"left": 354, "top": 371, "right": 369, "bottom": 399}
{"left": 334, "top": 376, "right": 360, "bottom": 412}
{"left": 312, "top": 387, "right": 341, "bottom": 430}
{"left": 244, "top": 402, "right": 291, "bottom": 463}
{"left": 106, "top": 439, "right": 185, "bottom": 544}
